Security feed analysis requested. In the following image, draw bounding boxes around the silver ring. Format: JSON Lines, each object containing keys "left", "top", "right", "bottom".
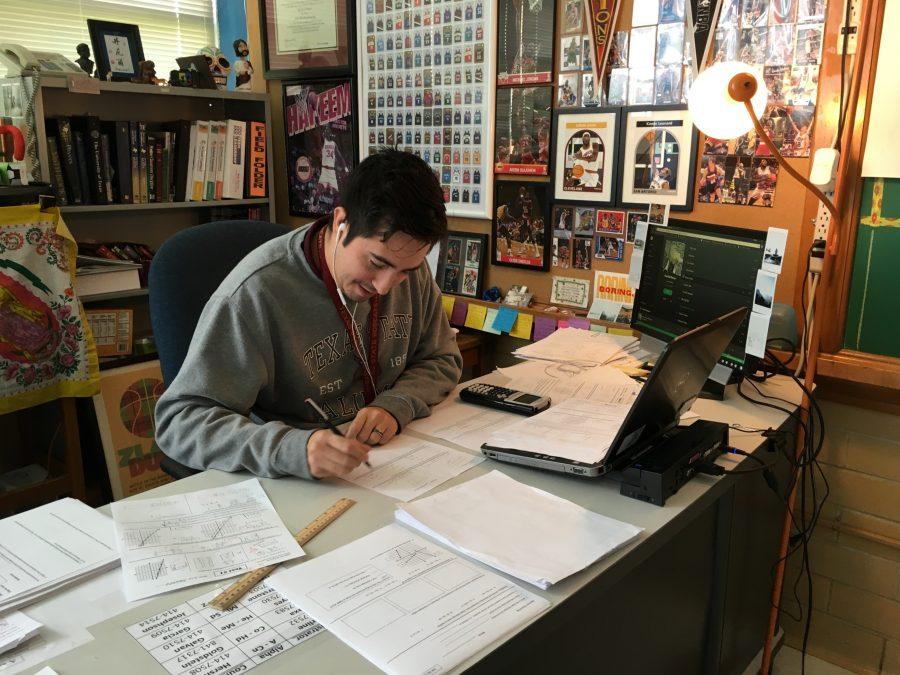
{"left": 372, "top": 429, "right": 384, "bottom": 437}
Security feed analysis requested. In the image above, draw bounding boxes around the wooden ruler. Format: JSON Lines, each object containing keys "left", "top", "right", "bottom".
{"left": 208, "top": 497, "right": 356, "bottom": 611}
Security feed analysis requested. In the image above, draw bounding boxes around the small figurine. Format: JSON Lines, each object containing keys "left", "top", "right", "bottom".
{"left": 131, "top": 60, "right": 158, "bottom": 85}
{"left": 198, "top": 46, "right": 230, "bottom": 90}
{"left": 75, "top": 43, "right": 94, "bottom": 76}
{"left": 233, "top": 39, "right": 253, "bottom": 90}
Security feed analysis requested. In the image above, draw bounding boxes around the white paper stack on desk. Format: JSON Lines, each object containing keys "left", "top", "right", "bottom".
{"left": 0, "top": 498, "right": 119, "bottom": 613}
{"left": 396, "top": 471, "right": 642, "bottom": 589}
{"left": 513, "top": 327, "right": 640, "bottom": 365}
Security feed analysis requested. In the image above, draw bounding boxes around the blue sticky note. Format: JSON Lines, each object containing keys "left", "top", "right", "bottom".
{"left": 492, "top": 305, "right": 519, "bottom": 333}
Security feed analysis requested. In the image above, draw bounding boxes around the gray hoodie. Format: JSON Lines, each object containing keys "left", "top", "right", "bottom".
{"left": 153, "top": 223, "right": 462, "bottom": 479}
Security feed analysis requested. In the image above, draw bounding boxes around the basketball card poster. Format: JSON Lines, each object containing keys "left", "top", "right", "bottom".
{"left": 92, "top": 361, "right": 172, "bottom": 500}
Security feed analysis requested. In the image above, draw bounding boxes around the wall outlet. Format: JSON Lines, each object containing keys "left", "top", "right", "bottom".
{"left": 837, "top": 0, "right": 861, "bottom": 54}
{"left": 813, "top": 201, "right": 832, "bottom": 242}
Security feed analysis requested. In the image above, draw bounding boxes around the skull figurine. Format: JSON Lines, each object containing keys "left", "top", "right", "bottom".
{"left": 198, "top": 46, "right": 231, "bottom": 89}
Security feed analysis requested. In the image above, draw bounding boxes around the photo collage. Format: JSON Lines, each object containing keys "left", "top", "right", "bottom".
{"left": 361, "top": 0, "right": 492, "bottom": 217}
{"left": 552, "top": 205, "right": 641, "bottom": 271}
{"left": 700, "top": 0, "right": 827, "bottom": 206}
{"left": 557, "top": 0, "right": 601, "bottom": 108}
{"left": 605, "top": 0, "right": 691, "bottom": 108}
{"left": 441, "top": 232, "right": 486, "bottom": 298}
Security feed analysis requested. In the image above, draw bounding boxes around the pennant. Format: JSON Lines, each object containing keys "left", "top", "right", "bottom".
{"left": 584, "top": 0, "right": 623, "bottom": 93}
{"left": 686, "top": 0, "right": 723, "bottom": 76}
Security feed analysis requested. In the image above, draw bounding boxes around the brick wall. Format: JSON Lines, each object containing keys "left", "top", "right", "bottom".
{"left": 780, "top": 401, "right": 900, "bottom": 674}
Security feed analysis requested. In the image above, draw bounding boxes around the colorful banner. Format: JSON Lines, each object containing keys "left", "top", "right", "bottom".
{"left": 686, "top": 0, "right": 722, "bottom": 75}
{"left": 583, "top": 0, "right": 622, "bottom": 92}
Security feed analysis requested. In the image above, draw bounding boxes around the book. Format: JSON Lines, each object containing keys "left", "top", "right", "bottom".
{"left": 46, "top": 137, "right": 68, "bottom": 205}
{"left": 190, "top": 121, "right": 210, "bottom": 201}
{"left": 129, "top": 122, "right": 140, "bottom": 204}
{"left": 246, "top": 121, "right": 267, "bottom": 198}
{"left": 213, "top": 121, "right": 226, "bottom": 200}
{"left": 137, "top": 122, "right": 148, "bottom": 204}
{"left": 113, "top": 121, "right": 133, "bottom": 203}
{"left": 84, "top": 115, "right": 107, "bottom": 205}
{"left": 100, "top": 132, "right": 114, "bottom": 203}
{"left": 173, "top": 120, "right": 194, "bottom": 202}
{"left": 72, "top": 130, "right": 93, "bottom": 205}
{"left": 75, "top": 257, "right": 143, "bottom": 298}
{"left": 204, "top": 121, "right": 220, "bottom": 201}
{"left": 85, "top": 308, "right": 134, "bottom": 357}
{"left": 154, "top": 137, "right": 164, "bottom": 203}
{"left": 55, "top": 117, "right": 82, "bottom": 205}
{"left": 222, "top": 120, "right": 246, "bottom": 200}
{"left": 161, "top": 131, "right": 172, "bottom": 202}
{"left": 146, "top": 136, "right": 156, "bottom": 202}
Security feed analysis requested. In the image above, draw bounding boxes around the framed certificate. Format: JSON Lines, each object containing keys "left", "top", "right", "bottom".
{"left": 259, "top": 0, "right": 354, "bottom": 78}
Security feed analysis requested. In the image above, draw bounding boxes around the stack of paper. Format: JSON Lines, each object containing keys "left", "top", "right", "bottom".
{"left": 0, "top": 498, "right": 119, "bottom": 613}
{"left": 513, "top": 327, "right": 639, "bottom": 365}
{"left": 485, "top": 398, "right": 633, "bottom": 465}
{"left": 268, "top": 524, "right": 550, "bottom": 675}
{"left": 112, "top": 478, "right": 304, "bottom": 601}
{"left": 396, "top": 471, "right": 642, "bottom": 589}
{"left": 495, "top": 360, "right": 641, "bottom": 405}
{"left": 0, "top": 611, "right": 42, "bottom": 655}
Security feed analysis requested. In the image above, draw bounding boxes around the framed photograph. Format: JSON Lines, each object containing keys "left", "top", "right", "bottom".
{"left": 259, "top": 0, "right": 354, "bottom": 78}
{"left": 284, "top": 79, "right": 357, "bottom": 218}
{"left": 492, "top": 181, "right": 550, "bottom": 270}
{"left": 550, "top": 275, "right": 591, "bottom": 309}
{"left": 495, "top": 86, "right": 553, "bottom": 176}
{"left": 618, "top": 105, "right": 699, "bottom": 211}
{"left": 87, "top": 20, "right": 144, "bottom": 82}
{"left": 440, "top": 231, "right": 488, "bottom": 298}
{"left": 553, "top": 108, "right": 621, "bottom": 204}
{"left": 92, "top": 361, "right": 172, "bottom": 500}
{"left": 498, "top": 0, "right": 556, "bottom": 85}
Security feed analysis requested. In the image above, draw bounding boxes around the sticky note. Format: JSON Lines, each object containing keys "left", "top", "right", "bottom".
{"left": 493, "top": 305, "right": 519, "bottom": 333}
{"left": 450, "top": 299, "right": 468, "bottom": 326}
{"left": 509, "top": 313, "right": 534, "bottom": 340}
{"left": 482, "top": 308, "right": 502, "bottom": 335}
{"left": 569, "top": 318, "right": 591, "bottom": 330}
{"left": 441, "top": 296, "right": 455, "bottom": 322}
{"left": 557, "top": 320, "right": 569, "bottom": 329}
{"left": 590, "top": 323, "right": 607, "bottom": 333}
{"left": 608, "top": 327, "right": 634, "bottom": 336}
{"left": 464, "top": 304, "right": 487, "bottom": 330}
{"left": 533, "top": 316, "right": 557, "bottom": 341}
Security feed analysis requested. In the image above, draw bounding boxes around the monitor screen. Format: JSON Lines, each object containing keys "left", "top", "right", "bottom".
{"left": 630, "top": 219, "right": 766, "bottom": 370}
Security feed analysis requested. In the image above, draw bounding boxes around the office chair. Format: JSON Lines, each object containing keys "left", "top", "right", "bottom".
{"left": 149, "top": 219, "right": 290, "bottom": 479}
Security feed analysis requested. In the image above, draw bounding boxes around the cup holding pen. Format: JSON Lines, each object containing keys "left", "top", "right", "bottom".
{"left": 304, "top": 397, "right": 372, "bottom": 468}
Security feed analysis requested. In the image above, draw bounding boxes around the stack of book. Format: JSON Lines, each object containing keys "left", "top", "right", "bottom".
{"left": 75, "top": 241, "right": 155, "bottom": 298}
{"left": 46, "top": 118, "right": 267, "bottom": 206}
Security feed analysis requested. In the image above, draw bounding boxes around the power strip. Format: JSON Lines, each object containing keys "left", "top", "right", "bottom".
{"left": 813, "top": 201, "right": 832, "bottom": 242}
{"left": 837, "top": 0, "right": 861, "bottom": 54}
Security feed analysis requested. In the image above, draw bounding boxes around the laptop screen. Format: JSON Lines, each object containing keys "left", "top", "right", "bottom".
{"left": 604, "top": 308, "right": 747, "bottom": 470}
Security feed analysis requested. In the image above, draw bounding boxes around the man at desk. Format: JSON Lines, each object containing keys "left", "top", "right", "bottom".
{"left": 155, "top": 149, "right": 462, "bottom": 480}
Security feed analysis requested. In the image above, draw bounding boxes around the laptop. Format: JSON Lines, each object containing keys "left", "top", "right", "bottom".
{"left": 480, "top": 308, "right": 748, "bottom": 477}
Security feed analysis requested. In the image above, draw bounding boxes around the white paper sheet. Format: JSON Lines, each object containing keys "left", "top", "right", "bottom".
{"left": 486, "top": 398, "right": 632, "bottom": 465}
{"left": 267, "top": 524, "right": 550, "bottom": 675}
{"left": 112, "top": 479, "right": 304, "bottom": 601}
{"left": 496, "top": 361, "right": 640, "bottom": 405}
{"left": 0, "top": 613, "right": 41, "bottom": 656}
{"left": 0, "top": 498, "right": 119, "bottom": 613}
{"left": 396, "top": 471, "right": 643, "bottom": 589}
{"left": 343, "top": 435, "right": 483, "bottom": 501}
{"left": 405, "top": 397, "right": 522, "bottom": 453}
{"left": 513, "top": 328, "right": 639, "bottom": 365}
{"left": 126, "top": 582, "right": 324, "bottom": 673}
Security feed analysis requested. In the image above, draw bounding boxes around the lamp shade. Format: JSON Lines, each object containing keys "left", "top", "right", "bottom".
{"left": 688, "top": 61, "right": 768, "bottom": 140}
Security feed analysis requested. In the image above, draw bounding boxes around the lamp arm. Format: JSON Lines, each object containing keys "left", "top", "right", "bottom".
{"left": 742, "top": 100, "right": 841, "bottom": 245}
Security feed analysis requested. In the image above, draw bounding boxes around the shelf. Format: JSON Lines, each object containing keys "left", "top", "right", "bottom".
{"left": 80, "top": 288, "right": 149, "bottom": 303}
{"left": 99, "top": 351, "right": 158, "bottom": 371}
{"left": 60, "top": 198, "right": 270, "bottom": 214}
{"left": 39, "top": 77, "right": 269, "bottom": 102}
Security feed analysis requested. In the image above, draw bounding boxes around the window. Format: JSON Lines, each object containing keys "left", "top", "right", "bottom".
{"left": 0, "top": 0, "right": 217, "bottom": 77}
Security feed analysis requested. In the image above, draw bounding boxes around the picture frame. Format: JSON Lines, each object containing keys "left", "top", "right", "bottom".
{"left": 492, "top": 181, "right": 551, "bottom": 271}
{"left": 87, "top": 19, "right": 145, "bottom": 82}
{"left": 553, "top": 107, "right": 621, "bottom": 205}
{"left": 440, "top": 231, "right": 488, "bottom": 298}
{"left": 494, "top": 86, "right": 553, "bottom": 176}
{"left": 259, "top": 0, "right": 354, "bottom": 79}
{"left": 497, "top": 0, "right": 557, "bottom": 85}
{"left": 284, "top": 78, "right": 358, "bottom": 218}
{"left": 617, "top": 105, "right": 699, "bottom": 211}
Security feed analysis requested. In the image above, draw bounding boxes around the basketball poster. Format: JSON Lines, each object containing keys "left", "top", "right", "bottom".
{"left": 284, "top": 79, "right": 356, "bottom": 218}
{"left": 92, "top": 361, "right": 172, "bottom": 500}
{"left": 492, "top": 181, "right": 550, "bottom": 270}
{"left": 553, "top": 109, "right": 620, "bottom": 203}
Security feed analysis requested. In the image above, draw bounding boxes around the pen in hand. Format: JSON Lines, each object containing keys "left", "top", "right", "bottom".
{"left": 305, "top": 398, "right": 372, "bottom": 468}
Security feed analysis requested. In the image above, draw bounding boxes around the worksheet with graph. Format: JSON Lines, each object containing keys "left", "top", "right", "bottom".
{"left": 111, "top": 479, "right": 304, "bottom": 601}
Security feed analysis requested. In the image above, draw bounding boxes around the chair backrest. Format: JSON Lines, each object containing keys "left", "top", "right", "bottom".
{"left": 149, "top": 219, "right": 290, "bottom": 386}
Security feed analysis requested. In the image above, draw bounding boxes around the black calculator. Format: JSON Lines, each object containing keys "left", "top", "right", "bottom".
{"left": 459, "top": 383, "right": 551, "bottom": 416}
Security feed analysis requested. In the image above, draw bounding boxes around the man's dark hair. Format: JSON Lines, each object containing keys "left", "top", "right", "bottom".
{"left": 339, "top": 148, "right": 447, "bottom": 247}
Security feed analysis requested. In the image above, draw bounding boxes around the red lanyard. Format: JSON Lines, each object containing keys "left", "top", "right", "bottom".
{"left": 304, "top": 218, "right": 381, "bottom": 403}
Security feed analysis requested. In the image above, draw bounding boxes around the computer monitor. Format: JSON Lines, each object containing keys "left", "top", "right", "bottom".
{"left": 631, "top": 219, "right": 766, "bottom": 383}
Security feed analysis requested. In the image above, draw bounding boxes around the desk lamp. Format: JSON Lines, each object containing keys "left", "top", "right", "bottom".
{"left": 688, "top": 60, "right": 840, "bottom": 675}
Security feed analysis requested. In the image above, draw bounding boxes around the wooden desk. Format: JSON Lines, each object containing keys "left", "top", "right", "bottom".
{"left": 27, "top": 376, "right": 800, "bottom": 674}
{"left": 456, "top": 331, "right": 488, "bottom": 377}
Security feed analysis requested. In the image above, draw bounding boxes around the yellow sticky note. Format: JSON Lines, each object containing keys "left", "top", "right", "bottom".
{"left": 464, "top": 304, "right": 488, "bottom": 330}
{"left": 608, "top": 327, "right": 634, "bottom": 336}
{"left": 441, "top": 295, "right": 455, "bottom": 322}
{"left": 509, "top": 313, "right": 534, "bottom": 340}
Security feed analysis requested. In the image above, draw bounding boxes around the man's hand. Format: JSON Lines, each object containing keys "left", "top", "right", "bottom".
{"left": 307, "top": 429, "right": 371, "bottom": 479}
{"left": 346, "top": 406, "right": 399, "bottom": 446}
